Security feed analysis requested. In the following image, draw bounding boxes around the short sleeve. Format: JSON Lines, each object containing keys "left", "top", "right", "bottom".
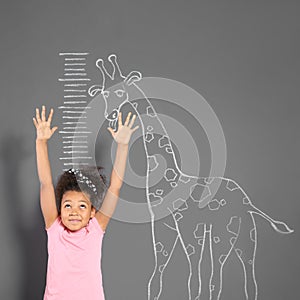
{"left": 89, "top": 217, "right": 106, "bottom": 235}
{"left": 46, "top": 217, "right": 62, "bottom": 232}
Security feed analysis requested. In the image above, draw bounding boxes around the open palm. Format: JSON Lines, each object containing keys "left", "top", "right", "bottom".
{"left": 33, "top": 106, "right": 58, "bottom": 140}
{"left": 107, "top": 112, "right": 139, "bottom": 145}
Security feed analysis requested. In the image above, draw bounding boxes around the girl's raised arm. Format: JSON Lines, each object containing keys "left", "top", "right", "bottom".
{"left": 96, "top": 112, "right": 139, "bottom": 232}
{"left": 33, "top": 105, "right": 58, "bottom": 229}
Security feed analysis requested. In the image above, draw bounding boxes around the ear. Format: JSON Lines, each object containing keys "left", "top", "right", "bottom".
{"left": 90, "top": 207, "right": 96, "bottom": 218}
{"left": 88, "top": 85, "right": 104, "bottom": 97}
{"left": 124, "top": 71, "right": 142, "bottom": 86}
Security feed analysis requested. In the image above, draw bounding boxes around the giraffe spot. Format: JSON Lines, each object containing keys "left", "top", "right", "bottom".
{"left": 164, "top": 168, "right": 177, "bottom": 181}
{"left": 146, "top": 106, "right": 156, "bottom": 117}
{"left": 174, "top": 212, "right": 183, "bottom": 221}
{"left": 243, "top": 197, "right": 251, "bottom": 205}
{"left": 172, "top": 198, "right": 188, "bottom": 211}
{"left": 149, "top": 193, "right": 163, "bottom": 206}
{"left": 220, "top": 199, "right": 227, "bottom": 206}
{"left": 155, "top": 189, "right": 163, "bottom": 195}
{"left": 226, "top": 216, "right": 240, "bottom": 236}
{"left": 186, "top": 244, "right": 195, "bottom": 256}
{"left": 208, "top": 199, "right": 220, "bottom": 211}
{"left": 219, "top": 254, "right": 227, "bottom": 264}
{"left": 148, "top": 155, "right": 158, "bottom": 172}
{"left": 145, "top": 132, "right": 154, "bottom": 143}
{"left": 165, "top": 147, "right": 173, "bottom": 154}
{"left": 163, "top": 250, "right": 168, "bottom": 256}
{"left": 248, "top": 260, "right": 253, "bottom": 265}
{"left": 235, "top": 248, "right": 242, "bottom": 257}
{"left": 194, "top": 223, "right": 205, "bottom": 238}
{"left": 213, "top": 236, "right": 220, "bottom": 244}
{"left": 230, "top": 237, "right": 237, "bottom": 245}
{"left": 155, "top": 242, "right": 164, "bottom": 252}
{"left": 179, "top": 174, "right": 190, "bottom": 183}
{"left": 158, "top": 135, "right": 169, "bottom": 148}
{"left": 204, "top": 177, "right": 214, "bottom": 184}
{"left": 250, "top": 228, "right": 256, "bottom": 242}
{"left": 190, "top": 184, "right": 211, "bottom": 203}
{"left": 170, "top": 181, "right": 177, "bottom": 187}
{"left": 158, "top": 264, "right": 165, "bottom": 273}
{"left": 226, "top": 179, "right": 239, "bottom": 191}
{"left": 198, "top": 238, "right": 204, "bottom": 245}
{"left": 147, "top": 125, "right": 153, "bottom": 132}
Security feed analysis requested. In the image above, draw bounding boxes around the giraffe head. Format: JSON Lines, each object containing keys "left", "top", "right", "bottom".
{"left": 88, "top": 54, "right": 142, "bottom": 130}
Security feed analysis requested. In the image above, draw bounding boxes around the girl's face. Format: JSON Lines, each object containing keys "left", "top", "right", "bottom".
{"left": 60, "top": 190, "right": 96, "bottom": 231}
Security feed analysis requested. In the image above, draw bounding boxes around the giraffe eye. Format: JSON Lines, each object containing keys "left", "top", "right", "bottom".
{"left": 102, "top": 91, "right": 110, "bottom": 98}
{"left": 115, "top": 89, "right": 125, "bottom": 97}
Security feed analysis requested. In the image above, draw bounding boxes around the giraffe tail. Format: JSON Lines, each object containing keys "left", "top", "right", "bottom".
{"left": 249, "top": 205, "right": 294, "bottom": 234}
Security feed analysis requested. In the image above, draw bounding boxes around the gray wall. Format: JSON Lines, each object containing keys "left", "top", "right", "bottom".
{"left": 0, "top": 0, "right": 299, "bottom": 299}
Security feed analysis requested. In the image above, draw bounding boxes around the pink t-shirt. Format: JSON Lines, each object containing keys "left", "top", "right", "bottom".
{"left": 44, "top": 217, "right": 105, "bottom": 300}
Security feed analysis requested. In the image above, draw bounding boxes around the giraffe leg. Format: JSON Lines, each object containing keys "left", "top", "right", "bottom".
{"left": 178, "top": 223, "right": 208, "bottom": 300}
{"left": 147, "top": 215, "right": 179, "bottom": 300}
{"left": 234, "top": 213, "right": 258, "bottom": 300}
{"left": 209, "top": 217, "right": 241, "bottom": 300}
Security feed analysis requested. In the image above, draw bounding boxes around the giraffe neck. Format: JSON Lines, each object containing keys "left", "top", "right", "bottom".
{"left": 128, "top": 90, "right": 183, "bottom": 196}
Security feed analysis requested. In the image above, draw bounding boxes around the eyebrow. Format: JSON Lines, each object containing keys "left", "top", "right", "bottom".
{"left": 62, "top": 199, "right": 89, "bottom": 204}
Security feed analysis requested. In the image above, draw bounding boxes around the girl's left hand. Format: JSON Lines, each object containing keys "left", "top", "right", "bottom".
{"left": 107, "top": 112, "right": 139, "bottom": 145}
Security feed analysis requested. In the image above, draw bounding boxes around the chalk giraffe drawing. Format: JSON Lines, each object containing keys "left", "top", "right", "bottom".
{"left": 88, "top": 54, "right": 293, "bottom": 300}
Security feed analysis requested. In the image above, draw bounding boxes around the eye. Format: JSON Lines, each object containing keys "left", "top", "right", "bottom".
{"left": 64, "top": 204, "right": 71, "bottom": 209}
{"left": 102, "top": 91, "right": 110, "bottom": 98}
{"left": 115, "top": 89, "right": 125, "bottom": 97}
{"left": 80, "top": 204, "right": 87, "bottom": 209}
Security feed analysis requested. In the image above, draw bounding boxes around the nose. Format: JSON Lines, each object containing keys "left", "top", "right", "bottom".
{"left": 69, "top": 209, "right": 79, "bottom": 215}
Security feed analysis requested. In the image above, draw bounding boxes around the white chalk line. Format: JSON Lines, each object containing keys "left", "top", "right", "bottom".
{"left": 64, "top": 101, "right": 87, "bottom": 104}
{"left": 63, "top": 145, "right": 88, "bottom": 149}
{"left": 59, "top": 78, "right": 91, "bottom": 81}
{"left": 64, "top": 58, "right": 86, "bottom": 61}
{"left": 59, "top": 131, "right": 91, "bottom": 134}
{"left": 62, "top": 135, "right": 88, "bottom": 139}
{"left": 64, "top": 95, "right": 87, "bottom": 98}
{"left": 59, "top": 106, "right": 90, "bottom": 109}
{"left": 59, "top": 52, "right": 89, "bottom": 56}
{"left": 63, "top": 121, "right": 87, "bottom": 125}
{"left": 62, "top": 111, "right": 87, "bottom": 114}
{"left": 64, "top": 73, "right": 87, "bottom": 76}
{"left": 64, "top": 63, "right": 86, "bottom": 66}
{"left": 59, "top": 156, "right": 92, "bottom": 160}
{"left": 64, "top": 89, "right": 87, "bottom": 92}
{"left": 62, "top": 141, "right": 88, "bottom": 144}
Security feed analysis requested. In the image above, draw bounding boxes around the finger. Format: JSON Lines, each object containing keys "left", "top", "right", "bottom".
{"left": 36, "top": 108, "right": 41, "bottom": 123}
{"left": 118, "top": 112, "right": 122, "bottom": 127}
{"left": 131, "top": 125, "right": 139, "bottom": 132}
{"left": 41, "top": 105, "right": 46, "bottom": 121}
{"left": 107, "top": 127, "right": 115, "bottom": 137}
{"left": 33, "top": 117, "right": 38, "bottom": 128}
{"left": 124, "top": 111, "right": 132, "bottom": 126}
{"left": 51, "top": 126, "right": 58, "bottom": 135}
{"left": 128, "top": 114, "right": 137, "bottom": 128}
{"left": 47, "top": 108, "right": 54, "bottom": 124}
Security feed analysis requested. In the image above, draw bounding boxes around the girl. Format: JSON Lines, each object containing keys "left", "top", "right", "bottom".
{"left": 33, "top": 105, "right": 138, "bottom": 300}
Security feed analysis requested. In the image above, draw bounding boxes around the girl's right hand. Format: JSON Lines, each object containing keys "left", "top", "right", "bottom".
{"left": 33, "top": 105, "right": 58, "bottom": 140}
